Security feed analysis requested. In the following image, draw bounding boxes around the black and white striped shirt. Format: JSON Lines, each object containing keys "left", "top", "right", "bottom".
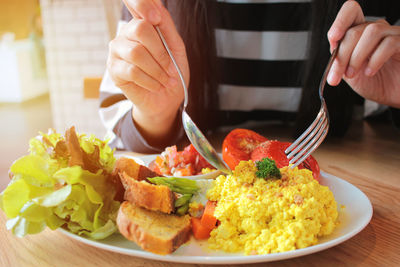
{"left": 99, "top": 0, "right": 400, "bottom": 152}
{"left": 215, "top": 0, "right": 310, "bottom": 116}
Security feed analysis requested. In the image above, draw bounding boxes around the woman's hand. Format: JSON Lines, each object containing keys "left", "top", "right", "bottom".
{"left": 107, "top": 0, "right": 189, "bottom": 144}
{"left": 327, "top": 0, "right": 400, "bottom": 108}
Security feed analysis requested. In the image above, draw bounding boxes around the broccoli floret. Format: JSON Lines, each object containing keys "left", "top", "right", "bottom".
{"left": 255, "top": 158, "right": 281, "bottom": 179}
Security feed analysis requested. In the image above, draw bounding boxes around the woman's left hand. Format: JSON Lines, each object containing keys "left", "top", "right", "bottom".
{"left": 327, "top": 0, "right": 400, "bottom": 108}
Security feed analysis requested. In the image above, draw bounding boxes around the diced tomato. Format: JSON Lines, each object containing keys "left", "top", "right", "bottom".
{"left": 151, "top": 144, "right": 214, "bottom": 176}
{"left": 165, "top": 145, "right": 178, "bottom": 167}
{"left": 182, "top": 144, "right": 198, "bottom": 164}
{"left": 222, "top": 129, "right": 268, "bottom": 170}
{"left": 155, "top": 155, "right": 164, "bottom": 167}
{"left": 174, "top": 165, "right": 195, "bottom": 176}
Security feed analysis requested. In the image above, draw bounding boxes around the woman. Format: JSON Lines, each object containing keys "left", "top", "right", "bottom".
{"left": 100, "top": 0, "right": 400, "bottom": 152}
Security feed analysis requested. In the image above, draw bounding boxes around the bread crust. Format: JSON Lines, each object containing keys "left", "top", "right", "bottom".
{"left": 120, "top": 172, "right": 175, "bottom": 214}
{"left": 114, "top": 157, "right": 175, "bottom": 213}
{"left": 117, "top": 201, "right": 191, "bottom": 255}
{"left": 114, "top": 157, "right": 191, "bottom": 254}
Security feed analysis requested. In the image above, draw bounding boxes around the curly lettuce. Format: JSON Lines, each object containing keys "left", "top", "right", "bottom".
{"left": 0, "top": 127, "right": 120, "bottom": 239}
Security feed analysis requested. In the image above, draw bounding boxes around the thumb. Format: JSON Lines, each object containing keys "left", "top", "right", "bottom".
{"left": 122, "top": 0, "right": 162, "bottom": 25}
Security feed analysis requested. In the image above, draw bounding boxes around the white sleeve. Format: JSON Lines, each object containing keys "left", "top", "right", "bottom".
{"left": 99, "top": 68, "right": 132, "bottom": 149}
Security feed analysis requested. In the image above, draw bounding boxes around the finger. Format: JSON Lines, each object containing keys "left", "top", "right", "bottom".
{"left": 111, "top": 38, "right": 177, "bottom": 88}
{"left": 122, "top": 0, "right": 161, "bottom": 25}
{"left": 348, "top": 22, "right": 399, "bottom": 77}
{"left": 109, "top": 58, "right": 163, "bottom": 92}
{"left": 122, "top": 19, "right": 177, "bottom": 76}
{"left": 365, "top": 35, "right": 400, "bottom": 76}
{"left": 157, "top": 5, "right": 186, "bottom": 57}
{"left": 112, "top": 79, "right": 148, "bottom": 107}
{"left": 327, "top": 25, "right": 364, "bottom": 86}
{"left": 328, "top": 0, "right": 365, "bottom": 51}
{"left": 152, "top": 0, "right": 163, "bottom": 8}
{"left": 129, "top": 9, "right": 140, "bottom": 20}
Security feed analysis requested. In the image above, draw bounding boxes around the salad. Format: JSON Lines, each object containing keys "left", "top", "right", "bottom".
{"left": 150, "top": 144, "right": 215, "bottom": 176}
{"left": 0, "top": 127, "right": 121, "bottom": 239}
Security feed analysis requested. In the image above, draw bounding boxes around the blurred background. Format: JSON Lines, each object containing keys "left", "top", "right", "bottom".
{"left": 0, "top": 0, "right": 122, "bottom": 188}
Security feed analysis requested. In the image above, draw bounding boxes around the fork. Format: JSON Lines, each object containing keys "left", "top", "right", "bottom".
{"left": 285, "top": 47, "right": 339, "bottom": 168}
{"left": 155, "top": 26, "right": 232, "bottom": 174}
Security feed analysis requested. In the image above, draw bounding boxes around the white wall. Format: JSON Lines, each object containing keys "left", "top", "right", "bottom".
{"left": 40, "top": 0, "right": 120, "bottom": 138}
{"left": 0, "top": 35, "right": 48, "bottom": 103}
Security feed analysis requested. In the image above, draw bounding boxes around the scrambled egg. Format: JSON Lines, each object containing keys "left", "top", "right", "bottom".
{"left": 206, "top": 161, "right": 338, "bottom": 255}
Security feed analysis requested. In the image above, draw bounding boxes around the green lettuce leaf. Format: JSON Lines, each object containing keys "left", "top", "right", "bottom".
{"left": 2, "top": 179, "right": 30, "bottom": 218}
{"left": 33, "top": 184, "right": 72, "bottom": 207}
{"left": 0, "top": 128, "right": 120, "bottom": 239}
{"left": 10, "top": 155, "right": 54, "bottom": 187}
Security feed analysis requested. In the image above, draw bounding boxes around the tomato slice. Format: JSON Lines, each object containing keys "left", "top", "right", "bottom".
{"left": 250, "top": 140, "right": 290, "bottom": 168}
{"left": 302, "top": 155, "right": 321, "bottom": 181}
{"left": 250, "top": 140, "right": 320, "bottom": 182}
{"left": 222, "top": 129, "right": 268, "bottom": 170}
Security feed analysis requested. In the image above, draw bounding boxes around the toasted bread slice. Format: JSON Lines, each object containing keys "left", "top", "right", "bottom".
{"left": 113, "top": 157, "right": 159, "bottom": 183}
{"left": 120, "top": 172, "right": 175, "bottom": 214}
{"left": 117, "top": 201, "right": 191, "bottom": 255}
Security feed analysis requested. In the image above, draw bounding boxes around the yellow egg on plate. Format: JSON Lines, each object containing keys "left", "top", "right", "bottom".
{"left": 206, "top": 160, "right": 338, "bottom": 255}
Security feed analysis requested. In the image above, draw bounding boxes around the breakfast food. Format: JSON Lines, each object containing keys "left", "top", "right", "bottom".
{"left": 113, "top": 157, "right": 159, "bottom": 181}
{"left": 115, "top": 157, "right": 175, "bottom": 213}
{"left": 120, "top": 172, "right": 175, "bottom": 214}
{"left": 1, "top": 126, "right": 338, "bottom": 257}
{"left": 117, "top": 201, "right": 191, "bottom": 255}
{"left": 113, "top": 128, "right": 337, "bottom": 256}
{"left": 150, "top": 144, "right": 214, "bottom": 176}
{"left": 114, "top": 157, "right": 199, "bottom": 254}
{"left": 222, "top": 128, "right": 268, "bottom": 169}
{"left": 206, "top": 160, "right": 338, "bottom": 255}
{"left": 222, "top": 129, "right": 321, "bottom": 181}
{"left": 250, "top": 140, "right": 321, "bottom": 181}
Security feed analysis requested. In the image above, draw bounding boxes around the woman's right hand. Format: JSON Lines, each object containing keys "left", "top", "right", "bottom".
{"left": 107, "top": 0, "right": 189, "bottom": 145}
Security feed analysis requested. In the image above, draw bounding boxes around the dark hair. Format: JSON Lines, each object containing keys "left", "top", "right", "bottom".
{"left": 166, "top": 0, "right": 364, "bottom": 137}
{"left": 165, "top": 0, "right": 220, "bottom": 132}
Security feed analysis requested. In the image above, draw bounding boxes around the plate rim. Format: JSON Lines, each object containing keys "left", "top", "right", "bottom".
{"left": 59, "top": 159, "right": 373, "bottom": 264}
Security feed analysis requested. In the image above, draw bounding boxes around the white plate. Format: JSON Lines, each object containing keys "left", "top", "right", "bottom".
{"left": 59, "top": 166, "right": 373, "bottom": 265}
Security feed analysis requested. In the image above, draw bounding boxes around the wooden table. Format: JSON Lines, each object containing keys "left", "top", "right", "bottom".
{"left": 1, "top": 120, "right": 399, "bottom": 266}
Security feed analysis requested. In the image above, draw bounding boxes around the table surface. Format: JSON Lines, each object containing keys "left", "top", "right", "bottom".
{"left": 1, "top": 120, "right": 399, "bottom": 267}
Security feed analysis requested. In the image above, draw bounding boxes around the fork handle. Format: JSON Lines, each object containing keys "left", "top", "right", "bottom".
{"left": 155, "top": 26, "right": 189, "bottom": 109}
{"left": 319, "top": 46, "right": 339, "bottom": 100}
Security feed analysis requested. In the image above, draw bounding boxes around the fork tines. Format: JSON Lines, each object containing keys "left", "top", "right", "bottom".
{"left": 285, "top": 46, "right": 338, "bottom": 169}
{"left": 285, "top": 104, "right": 329, "bottom": 169}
